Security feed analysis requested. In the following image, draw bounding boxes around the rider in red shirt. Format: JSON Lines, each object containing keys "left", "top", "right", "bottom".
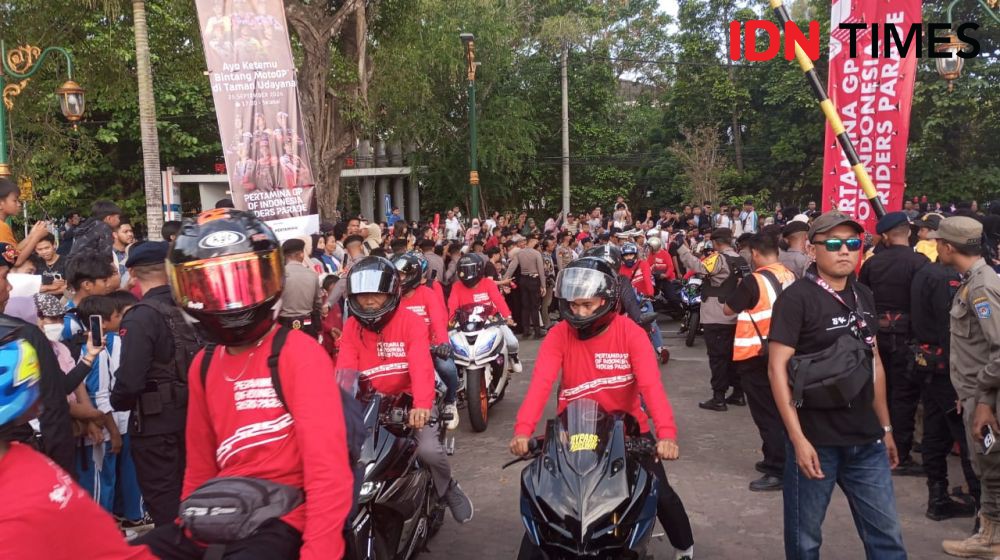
{"left": 509, "top": 256, "right": 694, "bottom": 560}
{"left": 621, "top": 242, "right": 668, "bottom": 364}
{"left": 447, "top": 254, "right": 521, "bottom": 373}
{"left": 133, "top": 210, "right": 354, "bottom": 560}
{"left": 0, "top": 335, "right": 156, "bottom": 560}
{"left": 338, "top": 256, "right": 474, "bottom": 524}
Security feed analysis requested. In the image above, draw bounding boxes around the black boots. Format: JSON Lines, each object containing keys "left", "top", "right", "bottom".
{"left": 698, "top": 396, "right": 727, "bottom": 412}
{"left": 927, "top": 481, "right": 977, "bottom": 521}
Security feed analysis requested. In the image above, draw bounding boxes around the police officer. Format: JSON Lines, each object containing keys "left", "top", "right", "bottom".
{"left": 677, "top": 227, "right": 749, "bottom": 411}
{"left": 910, "top": 251, "right": 979, "bottom": 522}
{"left": 858, "top": 211, "right": 929, "bottom": 475}
{"left": 110, "top": 241, "right": 191, "bottom": 527}
{"left": 779, "top": 220, "right": 811, "bottom": 279}
{"left": 938, "top": 217, "right": 1000, "bottom": 557}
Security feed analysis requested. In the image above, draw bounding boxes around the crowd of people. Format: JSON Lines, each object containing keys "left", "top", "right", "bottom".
{"left": 3, "top": 169, "right": 1000, "bottom": 559}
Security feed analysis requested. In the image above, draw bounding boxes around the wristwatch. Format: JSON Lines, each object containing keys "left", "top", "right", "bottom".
{"left": 883, "top": 425, "right": 893, "bottom": 434}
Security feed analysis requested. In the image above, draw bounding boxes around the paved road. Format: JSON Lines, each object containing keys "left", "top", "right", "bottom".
{"left": 424, "top": 321, "right": 970, "bottom": 559}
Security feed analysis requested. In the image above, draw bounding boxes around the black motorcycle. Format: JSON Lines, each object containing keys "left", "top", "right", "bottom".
{"left": 345, "top": 379, "right": 448, "bottom": 560}
{"left": 678, "top": 276, "right": 704, "bottom": 347}
{"left": 506, "top": 398, "right": 660, "bottom": 560}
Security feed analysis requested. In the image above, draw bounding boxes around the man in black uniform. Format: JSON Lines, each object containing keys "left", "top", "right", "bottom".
{"left": 858, "top": 211, "right": 929, "bottom": 475}
{"left": 111, "top": 242, "right": 192, "bottom": 527}
{"left": 911, "top": 257, "right": 979, "bottom": 520}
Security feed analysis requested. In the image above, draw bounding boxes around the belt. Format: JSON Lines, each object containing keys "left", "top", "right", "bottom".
{"left": 520, "top": 273, "right": 540, "bottom": 278}
{"left": 877, "top": 312, "right": 909, "bottom": 331}
{"left": 279, "top": 316, "right": 314, "bottom": 329}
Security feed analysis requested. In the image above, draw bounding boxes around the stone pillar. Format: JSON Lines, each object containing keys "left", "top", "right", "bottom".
{"left": 375, "top": 140, "right": 389, "bottom": 222}
{"left": 358, "top": 140, "right": 374, "bottom": 222}
{"left": 405, "top": 143, "right": 419, "bottom": 222}
{"left": 390, "top": 142, "right": 405, "bottom": 220}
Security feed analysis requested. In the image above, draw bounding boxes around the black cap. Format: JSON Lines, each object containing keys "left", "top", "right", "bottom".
{"left": 214, "top": 198, "right": 235, "bottom": 209}
{"left": 782, "top": 221, "right": 810, "bottom": 236}
{"left": 710, "top": 227, "right": 733, "bottom": 241}
{"left": 914, "top": 213, "right": 943, "bottom": 231}
{"left": 0, "top": 243, "right": 17, "bottom": 268}
{"left": 125, "top": 241, "right": 169, "bottom": 268}
{"left": 281, "top": 238, "right": 306, "bottom": 254}
{"left": 875, "top": 211, "right": 910, "bottom": 235}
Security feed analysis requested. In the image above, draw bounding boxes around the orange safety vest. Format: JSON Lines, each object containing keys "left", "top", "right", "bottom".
{"left": 732, "top": 262, "right": 796, "bottom": 362}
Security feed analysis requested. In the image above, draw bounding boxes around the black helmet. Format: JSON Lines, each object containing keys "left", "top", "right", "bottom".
{"left": 168, "top": 209, "right": 283, "bottom": 346}
{"left": 346, "top": 256, "right": 401, "bottom": 332}
{"left": 456, "top": 253, "right": 485, "bottom": 288}
{"left": 392, "top": 252, "right": 423, "bottom": 293}
{"left": 583, "top": 244, "right": 622, "bottom": 269}
{"left": 556, "top": 257, "right": 620, "bottom": 340}
{"left": 621, "top": 242, "right": 639, "bottom": 268}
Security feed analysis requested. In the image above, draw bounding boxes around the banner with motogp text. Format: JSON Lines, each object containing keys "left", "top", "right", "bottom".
{"left": 821, "top": 0, "right": 920, "bottom": 232}
{"left": 194, "top": 0, "right": 318, "bottom": 239}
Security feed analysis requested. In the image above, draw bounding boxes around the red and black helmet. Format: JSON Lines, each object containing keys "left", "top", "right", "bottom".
{"left": 167, "top": 209, "right": 283, "bottom": 346}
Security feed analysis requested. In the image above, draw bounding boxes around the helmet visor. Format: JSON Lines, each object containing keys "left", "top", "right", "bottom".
{"left": 168, "top": 250, "right": 282, "bottom": 312}
{"left": 457, "top": 262, "right": 480, "bottom": 282}
{"left": 555, "top": 267, "right": 615, "bottom": 301}
{"left": 347, "top": 268, "right": 398, "bottom": 295}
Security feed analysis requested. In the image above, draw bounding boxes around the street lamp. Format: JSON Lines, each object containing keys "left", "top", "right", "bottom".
{"left": 460, "top": 32, "right": 480, "bottom": 219}
{"left": 935, "top": 31, "right": 967, "bottom": 92}
{"left": 938, "top": 0, "right": 1000, "bottom": 90}
{"left": 0, "top": 41, "right": 85, "bottom": 177}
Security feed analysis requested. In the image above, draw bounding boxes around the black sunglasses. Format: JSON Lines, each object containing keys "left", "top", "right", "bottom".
{"left": 813, "top": 237, "right": 863, "bottom": 252}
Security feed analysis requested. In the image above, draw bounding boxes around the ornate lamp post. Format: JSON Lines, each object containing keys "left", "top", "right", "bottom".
{"left": 0, "top": 41, "right": 85, "bottom": 178}
{"left": 460, "top": 32, "right": 480, "bottom": 219}
{"left": 937, "top": 0, "right": 1000, "bottom": 90}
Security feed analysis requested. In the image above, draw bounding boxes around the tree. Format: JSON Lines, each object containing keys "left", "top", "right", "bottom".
{"left": 285, "top": 0, "right": 372, "bottom": 221}
{"left": 669, "top": 125, "right": 729, "bottom": 206}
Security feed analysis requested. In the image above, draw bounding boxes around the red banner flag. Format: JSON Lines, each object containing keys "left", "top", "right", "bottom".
{"left": 821, "top": 0, "right": 920, "bottom": 232}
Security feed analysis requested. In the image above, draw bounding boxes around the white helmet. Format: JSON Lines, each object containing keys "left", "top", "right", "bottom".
{"left": 647, "top": 235, "right": 663, "bottom": 252}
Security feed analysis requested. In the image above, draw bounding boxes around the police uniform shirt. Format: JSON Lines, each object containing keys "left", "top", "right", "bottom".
{"left": 950, "top": 258, "right": 1000, "bottom": 409}
{"left": 677, "top": 245, "right": 739, "bottom": 325}
{"left": 279, "top": 260, "right": 323, "bottom": 318}
{"left": 111, "top": 285, "right": 186, "bottom": 435}
{"left": 858, "top": 245, "right": 928, "bottom": 313}
{"left": 778, "top": 248, "right": 809, "bottom": 279}
{"left": 910, "top": 263, "right": 960, "bottom": 353}
{"left": 769, "top": 266, "right": 882, "bottom": 447}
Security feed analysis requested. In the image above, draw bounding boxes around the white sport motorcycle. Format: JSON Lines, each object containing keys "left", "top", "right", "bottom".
{"left": 448, "top": 303, "right": 511, "bottom": 432}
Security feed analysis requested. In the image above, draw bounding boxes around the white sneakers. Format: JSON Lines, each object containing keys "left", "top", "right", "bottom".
{"left": 510, "top": 353, "right": 523, "bottom": 373}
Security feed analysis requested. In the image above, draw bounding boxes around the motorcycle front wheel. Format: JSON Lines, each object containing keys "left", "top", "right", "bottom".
{"left": 685, "top": 311, "right": 700, "bottom": 347}
{"left": 467, "top": 369, "right": 489, "bottom": 432}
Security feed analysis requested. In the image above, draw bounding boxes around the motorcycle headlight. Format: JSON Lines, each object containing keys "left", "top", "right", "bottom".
{"left": 452, "top": 343, "right": 470, "bottom": 358}
{"left": 359, "top": 481, "right": 383, "bottom": 503}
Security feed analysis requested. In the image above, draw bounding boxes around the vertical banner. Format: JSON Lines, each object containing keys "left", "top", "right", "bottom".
{"left": 822, "top": 0, "right": 920, "bottom": 232}
{"left": 194, "top": 0, "right": 318, "bottom": 239}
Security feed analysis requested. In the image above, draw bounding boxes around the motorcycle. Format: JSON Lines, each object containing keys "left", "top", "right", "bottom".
{"left": 449, "top": 302, "right": 512, "bottom": 432}
{"left": 506, "top": 398, "right": 660, "bottom": 560}
{"left": 343, "top": 372, "right": 448, "bottom": 560}
{"left": 679, "top": 276, "right": 703, "bottom": 347}
{"left": 651, "top": 279, "right": 686, "bottom": 322}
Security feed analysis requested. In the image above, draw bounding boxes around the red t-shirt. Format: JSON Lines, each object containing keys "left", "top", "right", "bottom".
{"left": 620, "top": 260, "right": 654, "bottom": 297}
{"left": 648, "top": 249, "right": 676, "bottom": 281}
{"left": 402, "top": 285, "right": 449, "bottom": 345}
{"left": 187, "top": 329, "right": 353, "bottom": 560}
{"left": 0, "top": 442, "right": 157, "bottom": 560}
{"left": 447, "top": 278, "right": 512, "bottom": 318}
{"left": 514, "top": 315, "right": 677, "bottom": 440}
{"left": 337, "top": 308, "right": 436, "bottom": 409}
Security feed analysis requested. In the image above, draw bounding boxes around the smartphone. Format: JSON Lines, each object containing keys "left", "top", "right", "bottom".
{"left": 89, "top": 315, "right": 104, "bottom": 348}
{"left": 984, "top": 425, "right": 996, "bottom": 455}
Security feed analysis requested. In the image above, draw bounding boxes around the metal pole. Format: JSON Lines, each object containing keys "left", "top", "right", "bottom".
{"left": 468, "top": 73, "right": 479, "bottom": 219}
{"left": 560, "top": 45, "right": 570, "bottom": 218}
{"left": 769, "top": 0, "right": 886, "bottom": 219}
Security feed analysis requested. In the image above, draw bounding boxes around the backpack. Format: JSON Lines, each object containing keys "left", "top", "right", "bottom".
{"left": 199, "top": 327, "right": 365, "bottom": 506}
{"left": 131, "top": 298, "right": 203, "bottom": 383}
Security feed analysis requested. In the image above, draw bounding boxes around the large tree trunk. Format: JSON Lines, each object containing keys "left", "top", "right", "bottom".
{"left": 133, "top": 0, "right": 162, "bottom": 240}
{"left": 286, "top": 0, "right": 370, "bottom": 222}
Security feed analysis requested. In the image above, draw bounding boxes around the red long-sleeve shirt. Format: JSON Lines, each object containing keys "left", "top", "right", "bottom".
{"left": 402, "top": 285, "right": 449, "bottom": 345}
{"left": 0, "top": 443, "right": 158, "bottom": 560}
{"left": 447, "top": 278, "right": 512, "bottom": 319}
{"left": 514, "top": 314, "right": 677, "bottom": 440}
{"left": 648, "top": 249, "right": 676, "bottom": 281}
{"left": 185, "top": 329, "right": 352, "bottom": 560}
{"left": 620, "top": 260, "right": 654, "bottom": 297}
{"left": 337, "top": 308, "right": 436, "bottom": 409}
